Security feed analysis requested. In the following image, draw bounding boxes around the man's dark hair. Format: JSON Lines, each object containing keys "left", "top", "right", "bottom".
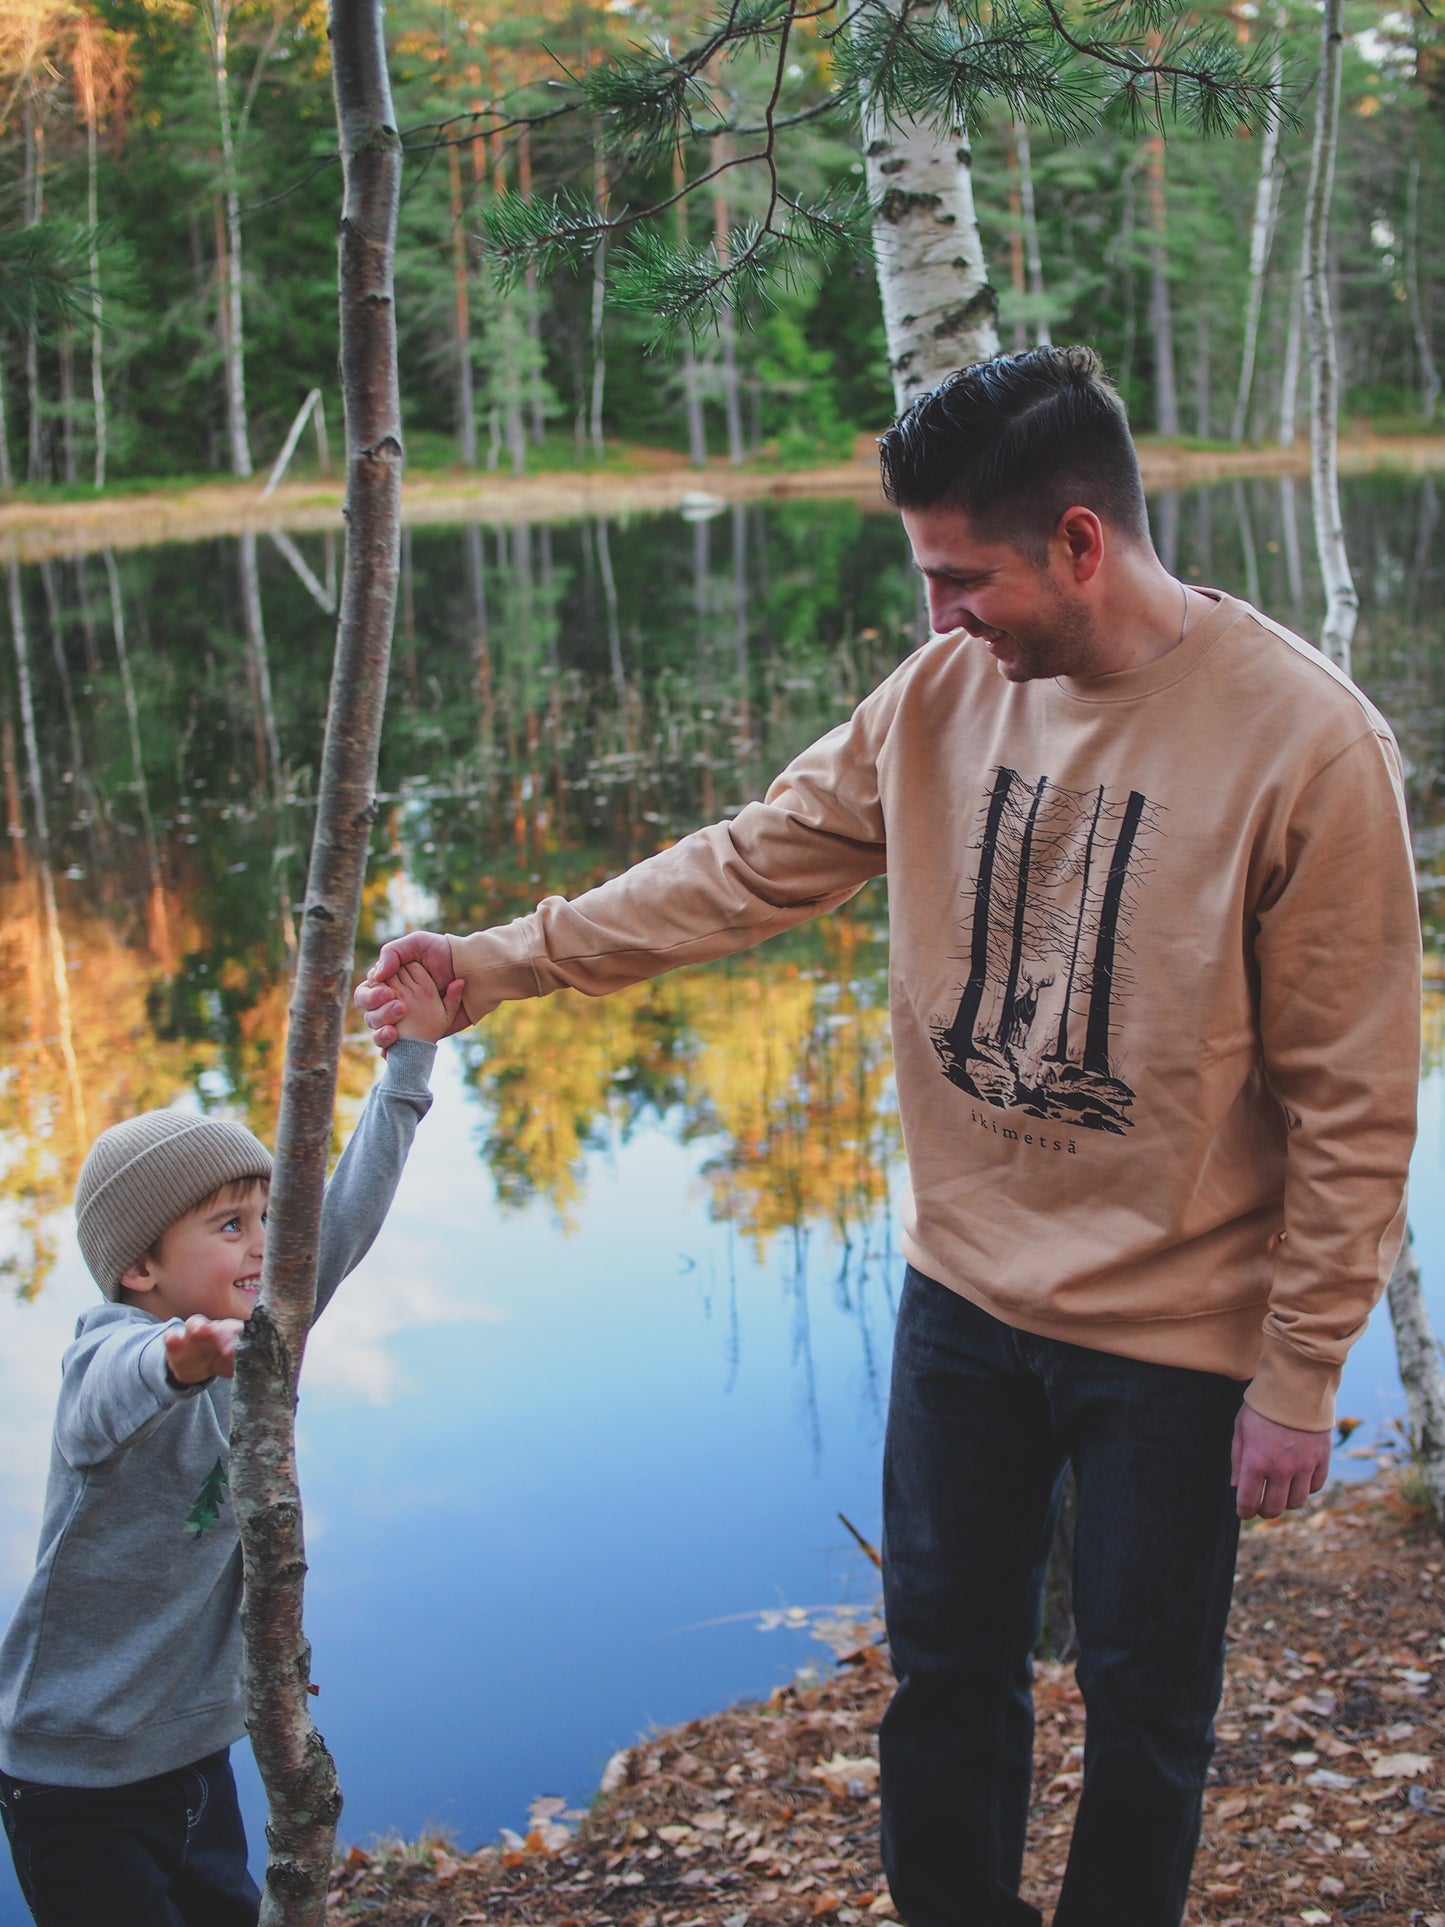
{"left": 878, "top": 346, "right": 1151, "bottom": 564}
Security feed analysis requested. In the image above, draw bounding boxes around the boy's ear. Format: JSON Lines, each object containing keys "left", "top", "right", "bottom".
{"left": 118, "top": 1257, "right": 158, "bottom": 1297}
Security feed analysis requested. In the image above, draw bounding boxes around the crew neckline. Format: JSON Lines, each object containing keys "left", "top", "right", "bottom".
{"left": 1052, "top": 589, "right": 1239, "bottom": 705}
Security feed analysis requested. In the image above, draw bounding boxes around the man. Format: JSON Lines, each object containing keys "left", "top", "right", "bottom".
{"left": 356, "top": 347, "right": 1421, "bottom": 1926}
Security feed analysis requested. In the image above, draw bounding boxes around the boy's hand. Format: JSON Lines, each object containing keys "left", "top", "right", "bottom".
{"left": 384, "top": 960, "right": 467, "bottom": 1044}
{"left": 165, "top": 1316, "right": 244, "bottom": 1385}
{"left": 355, "top": 932, "right": 467, "bottom": 1051}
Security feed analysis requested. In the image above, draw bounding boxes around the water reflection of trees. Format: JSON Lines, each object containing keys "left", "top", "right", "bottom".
{"left": 0, "top": 481, "right": 1441, "bottom": 1303}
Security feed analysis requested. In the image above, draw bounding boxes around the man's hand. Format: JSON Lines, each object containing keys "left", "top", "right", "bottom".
{"left": 353, "top": 931, "right": 463, "bottom": 1051}
{"left": 165, "top": 1315, "right": 244, "bottom": 1385}
{"left": 1231, "top": 1403, "right": 1332, "bottom": 1519}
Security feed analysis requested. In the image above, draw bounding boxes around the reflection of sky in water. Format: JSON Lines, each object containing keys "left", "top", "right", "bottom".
{"left": 0, "top": 1052, "right": 899, "bottom": 1913}
{"left": 1, "top": 474, "right": 1442, "bottom": 1920}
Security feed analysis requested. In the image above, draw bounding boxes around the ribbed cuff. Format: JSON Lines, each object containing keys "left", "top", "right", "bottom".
{"left": 1243, "top": 1333, "right": 1341, "bottom": 1434}
{"left": 380, "top": 1036, "right": 437, "bottom": 1096}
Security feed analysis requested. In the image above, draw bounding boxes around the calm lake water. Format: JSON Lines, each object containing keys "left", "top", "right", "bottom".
{"left": 0, "top": 472, "right": 1441, "bottom": 1918}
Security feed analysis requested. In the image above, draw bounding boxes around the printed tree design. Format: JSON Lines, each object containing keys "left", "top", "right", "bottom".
{"left": 934, "top": 768, "right": 1163, "bottom": 1132}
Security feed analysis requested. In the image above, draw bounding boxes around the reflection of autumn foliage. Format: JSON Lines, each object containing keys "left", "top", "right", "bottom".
{"left": 1424, "top": 950, "right": 1444, "bottom": 1077}
{"left": 463, "top": 909, "right": 898, "bottom": 1252}
{"left": 0, "top": 877, "right": 373, "bottom": 1301}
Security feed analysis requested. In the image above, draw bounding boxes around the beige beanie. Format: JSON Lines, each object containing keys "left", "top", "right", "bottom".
{"left": 76, "top": 1110, "right": 273, "bottom": 1301}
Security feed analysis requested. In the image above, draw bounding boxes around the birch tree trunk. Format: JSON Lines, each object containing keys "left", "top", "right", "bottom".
{"left": 228, "top": 1, "right": 404, "bottom": 1917}
{"left": 1144, "top": 135, "right": 1179, "bottom": 438}
{"left": 1014, "top": 120, "right": 1050, "bottom": 348}
{"left": 205, "top": 0, "right": 253, "bottom": 479}
{"left": 713, "top": 142, "right": 746, "bottom": 466}
{"left": 447, "top": 142, "right": 477, "bottom": 466}
{"left": 1404, "top": 156, "right": 1441, "bottom": 424}
{"left": 87, "top": 108, "right": 106, "bottom": 488}
{"left": 1386, "top": 1225, "right": 1445, "bottom": 1537}
{"left": 1278, "top": 264, "right": 1303, "bottom": 447}
{"left": 1230, "top": 35, "right": 1285, "bottom": 444}
{"left": 859, "top": 0, "right": 997, "bottom": 410}
{"left": 1302, "top": 0, "right": 1356, "bottom": 672}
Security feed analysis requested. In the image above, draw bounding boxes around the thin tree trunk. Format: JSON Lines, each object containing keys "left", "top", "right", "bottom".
{"left": 1014, "top": 119, "right": 1050, "bottom": 347}
{"left": 1231, "top": 34, "right": 1285, "bottom": 444}
{"left": 447, "top": 142, "right": 476, "bottom": 466}
{"left": 207, "top": 0, "right": 253, "bottom": 478}
{"left": 1386, "top": 1225, "right": 1445, "bottom": 1536}
{"left": 859, "top": 0, "right": 998, "bottom": 408}
{"left": 1144, "top": 134, "right": 1179, "bottom": 438}
{"left": 675, "top": 146, "right": 708, "bottom": 466}
{"left": 0, "top": 363, "right": 13, "bottom": 489}
{"left": 713, "top": 144, "right": 746, "bottom": 466}
{"left": 589, "top": 133, "right": 608, "bottom": 462}
{"left": 24, "top": 98, "right": 46, "bottom": 486}
{"left": 1302, "top": 0, "right": 1357, "bottom": 672}
{"left": 1007, "top": 140, "right": 1026, "bottom": 352}
{"left": 1404, "top": 155, "right": 1441, "bottom": 424}
{"left": 518, "top": 130, "right": 546, "bottom": 445}
{"left": 1279, "top": 264, "right": 1304, "bottom": 447}
{"left": 230, "top": 3, "right": 404, "bottom": 1918}
{"left": 87, "top": 106, "right": 106, "bottom": 488}
{"left": 59, "top": 332, "right": 77, "bottom": 485}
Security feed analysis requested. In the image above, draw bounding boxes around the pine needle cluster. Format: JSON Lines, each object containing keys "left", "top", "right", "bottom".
{"left": 411, "top": 0, "right": 1293, "bottom": 346}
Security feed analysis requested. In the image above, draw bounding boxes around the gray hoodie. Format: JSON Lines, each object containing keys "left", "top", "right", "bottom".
{"left": 0, "top": 1039, "right": 436, "bottom": 1787}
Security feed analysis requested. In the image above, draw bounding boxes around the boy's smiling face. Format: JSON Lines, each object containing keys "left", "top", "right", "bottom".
{"left": 119, "top": 1179, "right": 269, "bottom": 1324}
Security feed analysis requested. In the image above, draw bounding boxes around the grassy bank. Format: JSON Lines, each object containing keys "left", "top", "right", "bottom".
{"left": 4, "top": 433, "right": 1445, "bottom": 567}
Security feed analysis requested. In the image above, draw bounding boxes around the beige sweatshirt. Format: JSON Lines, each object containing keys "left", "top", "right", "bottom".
{"left": 449, "top": 594, "right": 1421, "bottom": 1432}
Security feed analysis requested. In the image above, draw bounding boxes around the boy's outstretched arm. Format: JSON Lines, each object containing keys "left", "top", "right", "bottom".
{"left": 308, "top": 962, "right": 461, "bottom": 1319}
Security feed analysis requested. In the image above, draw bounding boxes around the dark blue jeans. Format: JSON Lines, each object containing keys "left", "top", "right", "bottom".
{"left": 880, "top": 1268, "right": 1245, "bottom": 1927}
{"left": 0, "top": 1747, "right": 258, "bottom": 1927}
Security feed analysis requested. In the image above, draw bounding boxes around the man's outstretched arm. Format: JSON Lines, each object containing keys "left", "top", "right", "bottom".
{"left": 357, "top": 696, "right": 893, "bottom": 1048}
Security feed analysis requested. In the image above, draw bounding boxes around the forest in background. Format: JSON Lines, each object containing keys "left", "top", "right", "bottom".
{"left": 0, "top": 0, "right": 1441, "bottom": 494}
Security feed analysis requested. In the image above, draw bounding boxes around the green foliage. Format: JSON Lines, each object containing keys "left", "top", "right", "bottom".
{"left": 0, "top": 219, "right": 96, "bottom": 338}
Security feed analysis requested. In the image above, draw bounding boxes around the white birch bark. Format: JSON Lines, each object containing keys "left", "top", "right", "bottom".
{"left": 1405, "top": 156, "right": 1440, "bottom": 424}
{"left": 1386, "top": 1225, "right": 1445, "bottom": 1536}
{"left": 1230, "top": 35, "right": 1285, "bottom": 444}
{"left": 1302, "top": 0, "right": 1356, "bottom": 672}
{"left": 204, "top": 0, "right": 253, "bottom": 478}
{"left": 1144, "top": 135, "right": 1179, "bottom": 437}
{"left": 1279, "top": 263, "right": 1303, "bottom": 447}
{"left": 87, "top": 109, "right": 106, "bottom": 488}
{"left": 1014, "top": 120, "right": 1049, "bottom": 347}
{"left": 859, "top": 1, "right": 997, "bottom": 410}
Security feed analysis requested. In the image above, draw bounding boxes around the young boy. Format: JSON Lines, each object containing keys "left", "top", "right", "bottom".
{"left": 0, "top": 962, "right": 461, "bottom": 1927}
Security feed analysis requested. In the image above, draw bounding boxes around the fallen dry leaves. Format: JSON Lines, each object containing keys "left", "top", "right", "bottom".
{"left": 328, "top": 1474, "right": 1444, "bottom": 1927}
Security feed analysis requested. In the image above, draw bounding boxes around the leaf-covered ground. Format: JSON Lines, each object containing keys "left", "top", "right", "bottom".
{"left": 328, "top": 1475, "right": 1444, "bottom": 1927}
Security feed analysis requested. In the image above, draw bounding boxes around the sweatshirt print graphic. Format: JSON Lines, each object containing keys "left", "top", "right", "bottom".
{"left": 933, "top": 765, "right": 1164, "bottom": 1134}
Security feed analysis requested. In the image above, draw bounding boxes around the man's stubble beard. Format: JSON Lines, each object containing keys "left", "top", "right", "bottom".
{"left": 990, "top": 585, "right": 1103, "bottom": 683}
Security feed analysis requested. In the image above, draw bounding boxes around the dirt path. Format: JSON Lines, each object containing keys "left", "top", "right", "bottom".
{"left": 4, "top": 435, "right": 1445, "bottom": 566}
{"left": 328, "top": 1474, "right": 1444, "bottom": 1927}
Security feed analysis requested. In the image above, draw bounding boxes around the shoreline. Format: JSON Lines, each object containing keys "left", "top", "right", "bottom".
{"left": 3, "top": 433, "right": 1445, "bottom": 566}
{"left": 329, "top": 1472, "right": 1444, "bottom": 1927}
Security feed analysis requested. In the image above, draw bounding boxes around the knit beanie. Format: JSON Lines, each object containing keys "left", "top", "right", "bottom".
{"left": 76, "top": 1110, "right": 274, "bottom": 1301}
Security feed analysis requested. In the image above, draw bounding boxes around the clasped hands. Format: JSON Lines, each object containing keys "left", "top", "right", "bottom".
{"left": 353, "top": 931, "right": 469, "bottom": 1053}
